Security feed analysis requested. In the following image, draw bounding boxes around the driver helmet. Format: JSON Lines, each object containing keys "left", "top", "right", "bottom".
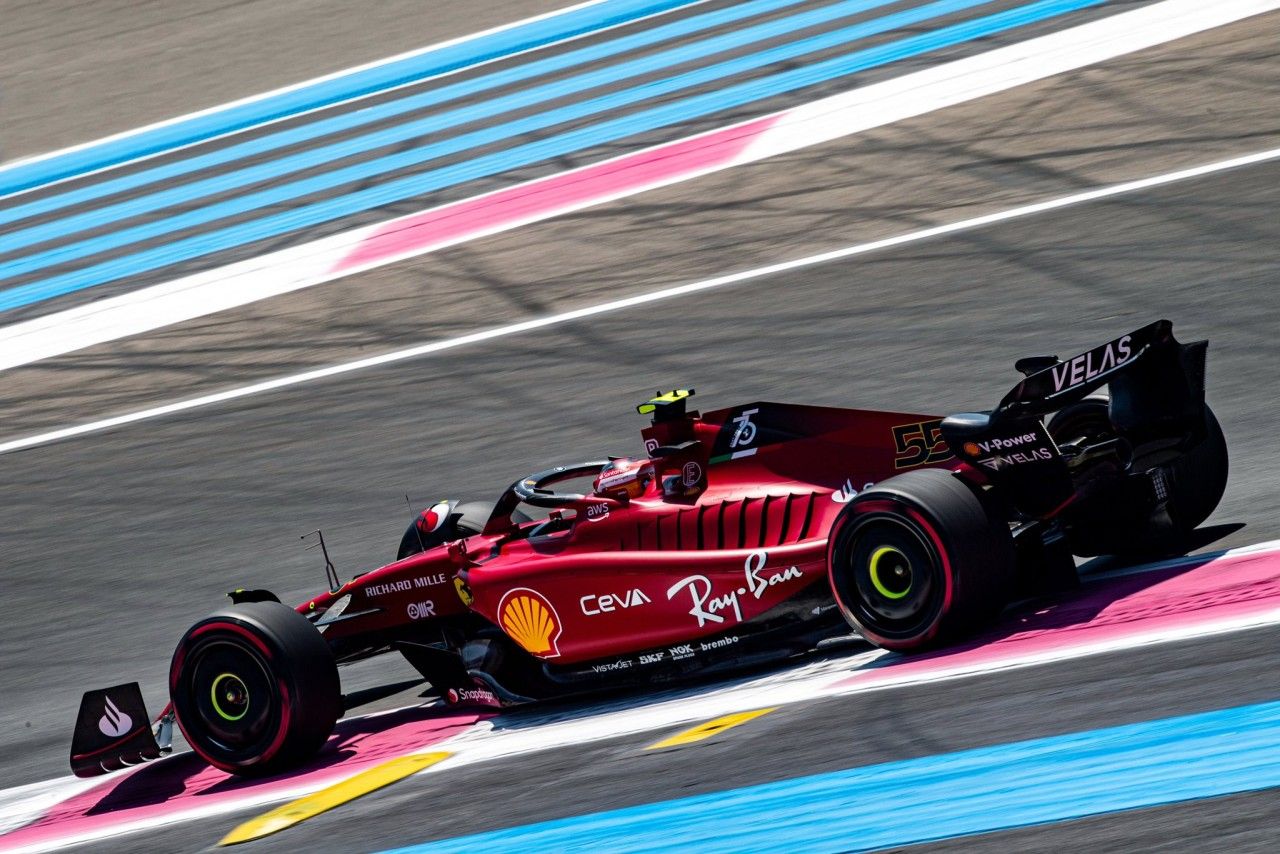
{"left": 593, "top": 457, "right": 653, "bottom": 499}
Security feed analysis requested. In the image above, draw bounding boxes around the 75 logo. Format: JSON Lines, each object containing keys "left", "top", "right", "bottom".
{"left": 892, "top": 419, "right": 953, "bottom": 469}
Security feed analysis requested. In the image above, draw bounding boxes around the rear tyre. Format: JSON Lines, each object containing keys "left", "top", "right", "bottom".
{"left": 828, "top": 469, "right": 1013, "bottom": 651}
{"left": 1047, "top": 396, "right": 1228, "bottom": 544}
{"left": 1166, "top": 405, "right": 1228, "bottom": 534}
{"left": 1046, "top": 395, "right": 1114, "bottom": 448}
{"left": 170, "top": 601, "right": 341, "bottom": 776}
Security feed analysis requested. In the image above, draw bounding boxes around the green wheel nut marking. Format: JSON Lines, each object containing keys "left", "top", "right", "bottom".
{"left": 869, "top": 545, "right": 912, "bottom": 600}
{"left": 211, "top": 672, "right": 249, "bottom": 722}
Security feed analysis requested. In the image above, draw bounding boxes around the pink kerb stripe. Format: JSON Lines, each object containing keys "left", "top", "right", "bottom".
{"left": 334, "top": 113, "right": 781, "bottom": 272}
{"left": 834, "top": 546, "right": 1280, "bottom": 689}
{"left": 0, "top": 710, "right": 483, "bottom": 851}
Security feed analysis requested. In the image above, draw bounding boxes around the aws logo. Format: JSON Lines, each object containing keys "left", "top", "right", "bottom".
{"left": 498, "top": 588, "right": 563, "bottom": 658}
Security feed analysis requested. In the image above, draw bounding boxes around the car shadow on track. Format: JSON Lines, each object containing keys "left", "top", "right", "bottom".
{"left": 65, "top": 525, "right": 1251, "bottom": 820}
{"left": 1075, "top": 523, "right": 1245, "bottom": 577}
{"left": 418, "top": 526, "right": 1257, "bottom": 738}
{"left": 80, "top": 696, "right": 482, "bottom": 816}
{"left": 850, "top": 522, "right": 1252, "bottom": 676}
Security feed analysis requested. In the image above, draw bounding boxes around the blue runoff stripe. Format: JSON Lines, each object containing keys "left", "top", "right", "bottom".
{"left": 0, "top": 0, "right": 1102, "bottom": 312}
{"left": 0, "top": 0, "right": 701, "bottom": 196}
{"left": 2, "top": 0, "right": 906, "bottom": 251}
{"left": 0, "top": 0, "right": 813, "bottom": 229}
{"left": 379, "top": 700, "right": 1280, "bottom": 854}
{"left": 1, "top": 0, "right": 938, "bottom": 263}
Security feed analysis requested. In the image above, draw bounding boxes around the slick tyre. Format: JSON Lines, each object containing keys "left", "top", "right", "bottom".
{"left": 396, "top": 501, "right": 529, "bottom": 560}
{"left": 1048, "top": 396, "right": 1228, "bottom": 545}
{"left": 1045, "top": 395, "right": 1114, "bottom": 449}
{"left": 1166, "top": 405, "right": 1228, "bottom": 534}
{"left": 170, "top": 601, "right": 341, "bottom": 776}
{"left": 827, "top": 469, "right": 1014, "bottom": 651}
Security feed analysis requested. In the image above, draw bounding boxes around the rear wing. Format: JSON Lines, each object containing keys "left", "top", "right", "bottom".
{"left": 994, "top": 319, "right": 1206, "bottom": 422}
{"left": 942, "top": 320, "right": 1210, "bottom": 517}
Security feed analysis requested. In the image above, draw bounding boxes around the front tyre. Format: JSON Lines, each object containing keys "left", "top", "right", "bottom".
{"left": 828, "top": 469, "right": 1013, "bottom": 651}
{"left": 170, "top": 601, "right": 341, "bottom": 776}
{"left": 397, "top": 501, "right": 530, "bottom": 560}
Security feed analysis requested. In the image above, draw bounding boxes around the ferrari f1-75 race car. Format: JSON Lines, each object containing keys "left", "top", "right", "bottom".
{"left": 71, "top": 320, "right": 1227, "bottom": 778}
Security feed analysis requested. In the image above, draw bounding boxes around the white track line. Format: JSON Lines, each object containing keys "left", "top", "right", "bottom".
{"left": 2, "top": 0, "right": 1276, "bottom": 369}
{"left": 1, "top": 144, "right": 1278, "bottom": 457}
{"left": 4, "top": 539, "right": 1278, "bottom": 853}
{"left": 10, "top": 537, "right": 1268, "bottom": 826}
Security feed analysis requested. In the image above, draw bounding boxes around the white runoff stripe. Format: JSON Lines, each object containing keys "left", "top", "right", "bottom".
{"left": 3, "top": 540, "right": 1278, "bottom": 853}
{"left": 0, "top": 654, "right": 883, "bottom": 854}
{"left": 737, "top": 0, "right": 1280, "bottom": 161}
{"left": 0, "top": 0, "right": 1275, "bottom": 372}
{"left": 0, "top": 779, "right": 103, "bottom": 836}
{"left": 0, "top": 144, "right": 1278, "bottom": 456}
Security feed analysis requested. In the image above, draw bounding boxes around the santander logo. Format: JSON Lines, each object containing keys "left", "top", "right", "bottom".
{"left": 98, "top": 696, "right": 133, "bottom": 738}
{"left": 831, "top": 478, "right": 873, "bottom": 504}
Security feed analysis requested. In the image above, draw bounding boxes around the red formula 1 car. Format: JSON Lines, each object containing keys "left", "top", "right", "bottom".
{"left": 71, "top": 320, "right": 1227, "bottom": 778}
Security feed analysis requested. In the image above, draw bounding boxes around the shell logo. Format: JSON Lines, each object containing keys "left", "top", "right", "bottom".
{"left": 498, "top": 588, "right": 563, "bottom": 658}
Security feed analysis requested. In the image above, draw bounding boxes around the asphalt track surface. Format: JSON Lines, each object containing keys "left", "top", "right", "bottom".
{"left": 0, "top": 0, "right": 573, "bottom": 163}
{"left": 90, "top": 627, "right": 1280, "bottom": 853}
{"left": 1, "top": 1, "right": 1278, "bottom": 851}
{"left": 0, "top": 0, "right": 1135, "bottom": 323}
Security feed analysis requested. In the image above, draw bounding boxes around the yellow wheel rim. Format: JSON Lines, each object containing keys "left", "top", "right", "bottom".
{"left": 869, "top": 545, "right": 912, "bottom": 600}
{"left": 210, "top": 672, "right": 249, "bottom": 722}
